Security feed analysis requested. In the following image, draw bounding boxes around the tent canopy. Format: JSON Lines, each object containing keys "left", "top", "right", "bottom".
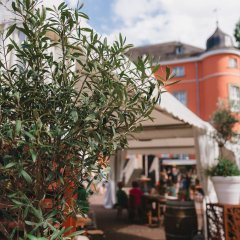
{"left": 128, "top": 91, "right": 215, "bottom": 155}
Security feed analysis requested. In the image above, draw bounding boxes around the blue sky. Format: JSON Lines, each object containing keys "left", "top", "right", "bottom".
{"left": 75, "top": 0, "right": 119, "bottom": 35}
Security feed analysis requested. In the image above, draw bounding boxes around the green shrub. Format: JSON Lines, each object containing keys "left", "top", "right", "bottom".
{"left": 206, "top": 158, "right": 240, "bottom": 177}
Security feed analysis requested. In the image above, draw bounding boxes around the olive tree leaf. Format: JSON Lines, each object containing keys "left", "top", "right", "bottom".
{"left": 20, "top": 170, "right": 32, "bottom": 183}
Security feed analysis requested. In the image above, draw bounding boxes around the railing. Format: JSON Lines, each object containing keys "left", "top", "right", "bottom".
{"left": 206, "top": 203, "right": 240, "bottom": 240}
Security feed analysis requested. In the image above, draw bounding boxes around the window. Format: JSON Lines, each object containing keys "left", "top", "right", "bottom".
{"left": 173, "top": 66, "right": 185, "bottom": 77}
{"left": 176, "top": 46, "right": 184, "bottom": 55}
{"left": 228, "top": 58, "right": 238, "bottom": 68}
{"left": 229, "top": 85, "right": 240, "bottom": 112}
{"left": 173, "top": 91, "right": 187, "bottom": 106}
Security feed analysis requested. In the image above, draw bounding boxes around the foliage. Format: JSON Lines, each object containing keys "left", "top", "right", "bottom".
{"left": 211, "top": 102, "right": 238, "bottom": 148}
{"left": 206, "top": 158, "right": 240, "bottom": 177}
{"left": 209, "top": 102, "right": 239, "bottom": 177}
{"left": 0, "top": 0, "right": 168, "bottom": 239}
{"left": 234, "top": 19, "right": 240, "bottom": 49}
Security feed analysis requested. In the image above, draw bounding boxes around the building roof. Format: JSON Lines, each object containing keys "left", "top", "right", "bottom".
{"left": 126, "top": 41, "right": 204, "bottom": 62}
{"left": 126, "top": 26, "right": 236, "bottom": 62}
{"left": 206, "top": 26, "right": 234, "bottom": 51}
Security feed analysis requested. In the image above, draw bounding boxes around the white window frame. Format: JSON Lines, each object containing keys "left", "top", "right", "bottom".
{"left": 176, "top": 46, "right": 184, "bottom": 55}
{"left": 173, "top": 90, "right": 187, "bottom": 106}
{"left": 229, "top": 84, "right": 240, "bottom": 112}
{"left": 228, "top": 58, "right": 238, "bottom": 68}
{"left": 173, "top": 66, "right": 185, "bottom": 77}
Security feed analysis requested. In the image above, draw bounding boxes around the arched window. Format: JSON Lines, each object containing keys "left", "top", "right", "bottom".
{"left": 228, "top": 58, "right": 238, "bottom": 68}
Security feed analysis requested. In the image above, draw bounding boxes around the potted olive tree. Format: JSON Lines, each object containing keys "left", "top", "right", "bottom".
{"left": 0, "top": 0, "right": 173, "bottom": 239}
{"left": 207, "top": 102, "right": 240, "bottom": 204}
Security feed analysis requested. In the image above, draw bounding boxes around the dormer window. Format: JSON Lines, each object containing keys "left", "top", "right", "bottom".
{"left": 176, "top": 46, "right": 184, "bottom": 55}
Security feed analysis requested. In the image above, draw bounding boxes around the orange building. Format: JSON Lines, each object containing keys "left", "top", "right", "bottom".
{"left": 128, "top": 26, "right": 240, "bottom": 123}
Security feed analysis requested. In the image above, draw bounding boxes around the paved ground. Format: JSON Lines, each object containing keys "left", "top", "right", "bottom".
{"left": 89, "top": 194, "right": 166, "bottom": 240}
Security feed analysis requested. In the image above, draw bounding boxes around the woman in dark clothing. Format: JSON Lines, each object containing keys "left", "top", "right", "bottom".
{"left": 116, "top": 182, "right": 128, "bottom": 217}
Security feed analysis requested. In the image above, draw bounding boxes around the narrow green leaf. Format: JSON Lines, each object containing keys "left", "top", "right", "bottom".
{"left": 5, "top": 162, "right": 16, "bottom": 169}
{"left": 165, "top": 80, "right": 181, "bottom": 86}
{"left": 5, "top": 24, "right": 16, "bottom": 39}
{"left": 27, "top": 234, "right": 47, "bottom": 240}
{"left": 25, "top": 221, "right": 37, "bottom": 226}
{"left": 22, "top": 130, "right": 35, "bottom": 140}
{"left": 30, "top": 149, "right": 37, "bottom": 162}
{"left": 166, "top": 66, "right": 171, "bottom": 80}
{"left": 15, "top": 120, "right": 22, "bottom": 135}
{"left": 31, "top": 207, "right": 42, "bottom": 219}
{"left": 50, "top": 227, "right": 65, "bottom": 240}
{"left": 71, "top": 110, "right": 78, "bottom": 123}
{"left": 21, "top": 170, "right": 32, "bottom": 183}
{"left": 152, "top": 64, "right": 160, "bottom": 74}
{"left": 6, "top": 44, "right": 14, "bottom": 54}
{"left": 58, "top": 2, "right": 65, "bottom": 10}
{"left": 11, "top": 199, "right": 23, "bottom": 206}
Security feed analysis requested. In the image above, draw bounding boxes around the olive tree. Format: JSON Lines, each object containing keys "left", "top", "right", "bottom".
{"left": 211, "top": 101, "right": 238, "bottom": 157}
{"left": 0, "top": 0, "right": 169, "bottom": 239}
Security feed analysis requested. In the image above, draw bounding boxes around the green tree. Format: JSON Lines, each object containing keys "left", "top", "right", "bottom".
{"left": 234, "top": 19, "right": 240, "bottom": 48}
{"left": 0, "top": 0, "right": 169, "bottom": 239}
{"left": 211, "top": 101, "right": 238, "bottom": 157}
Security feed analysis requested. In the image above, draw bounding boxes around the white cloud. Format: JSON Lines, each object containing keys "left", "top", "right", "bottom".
{"left": 42, "top": 0, "right": 63, "bottom": 8}
{"left": 107, "top": 0, "right": 240, "bottom": 48}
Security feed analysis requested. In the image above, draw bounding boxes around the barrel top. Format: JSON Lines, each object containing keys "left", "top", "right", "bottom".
{"left": 166, "top": 200, "right": 195, "bottom": 207}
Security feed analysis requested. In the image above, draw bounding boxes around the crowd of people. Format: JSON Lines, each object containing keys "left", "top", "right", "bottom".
{"left": 115, "top": 166, "right": 205, "bottom": 226}
{"left": 158, "top": 166, "right": 201, "bottom": 200}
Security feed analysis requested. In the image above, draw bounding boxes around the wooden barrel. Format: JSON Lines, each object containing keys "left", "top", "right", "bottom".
{"left": 164, "top": 200, "right": 197, "bottom": 240}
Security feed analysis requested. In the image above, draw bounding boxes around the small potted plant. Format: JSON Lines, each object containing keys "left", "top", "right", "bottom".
{"left": 207, "top": 102, "right": 240, "bottom": 204}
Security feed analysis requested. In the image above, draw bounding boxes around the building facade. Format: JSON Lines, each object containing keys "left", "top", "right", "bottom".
{"left": 127, "top": 27, "right": 240, "bottom": 123}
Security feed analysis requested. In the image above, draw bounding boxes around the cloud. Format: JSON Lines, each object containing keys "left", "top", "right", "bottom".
{"left": 112, "top": 0, "right": 164, "bottom": 26}
{"left": 42, "top": 0, "right": 63, "bottom": 8}
{"left": 106, "top": 0, "right": 240, "bottom": 48}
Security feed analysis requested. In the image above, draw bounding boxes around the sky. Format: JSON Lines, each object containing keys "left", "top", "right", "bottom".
{"left": 1, "top": 0, "right": 240, "bottom": 49}
{"left": 66, "top": 0, "right": 240, "bottom": 49}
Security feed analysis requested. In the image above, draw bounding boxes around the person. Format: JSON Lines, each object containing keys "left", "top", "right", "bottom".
{"left": 158, "top": 171, "right": 167, "bottom": 196}
{"left": 129, "top": 181, "right": 143, "bottom": 222}
{"left": 115, "top": 182, "right": 128, "bottom": 217}
{"left": 171, "top": 166, "right": 179, "bottom": 184}
{"left": 193, "top": 179, "right": 204, "bottom": 234}
{"left": 166, "top": 179, "right": 176, "bottom": 197}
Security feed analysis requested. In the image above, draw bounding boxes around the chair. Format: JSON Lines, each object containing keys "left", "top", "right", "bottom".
{"left": 128, "top": 195, "right": 143, "bottom": 223}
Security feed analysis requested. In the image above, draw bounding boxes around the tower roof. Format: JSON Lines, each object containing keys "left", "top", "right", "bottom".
{"left": 206, "top": 26, "right": 234, "bottom": 51}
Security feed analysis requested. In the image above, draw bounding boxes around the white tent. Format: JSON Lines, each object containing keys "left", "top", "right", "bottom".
{"left": 105, "top": 91, "right": 219, "bottom": 208}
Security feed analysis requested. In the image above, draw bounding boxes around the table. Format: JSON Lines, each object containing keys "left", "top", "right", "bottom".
{"left": 142, "top": 194, "right": 166, "bottom": 225}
